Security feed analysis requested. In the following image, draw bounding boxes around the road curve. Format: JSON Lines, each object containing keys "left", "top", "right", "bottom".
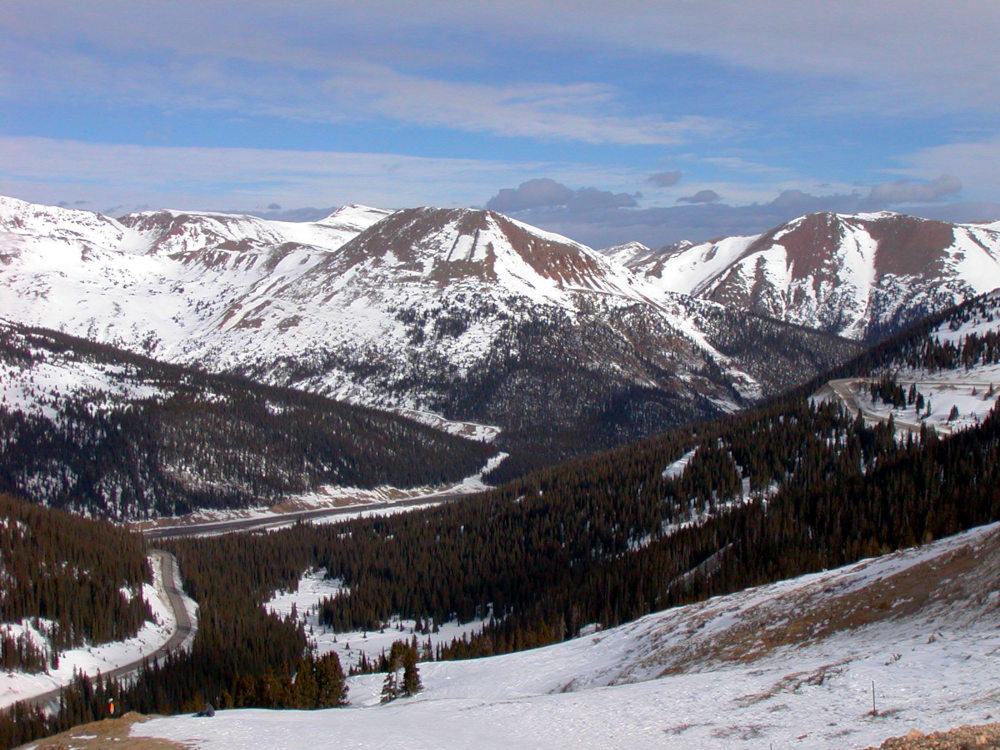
{"left": 826, "top": 378, "right": 927, "bottom": 435}
{"left": 19, "top": 550, "right": 195, "bottom": 714}
{"left": 822, "top": 377, "right": 1000, "bottom": 436}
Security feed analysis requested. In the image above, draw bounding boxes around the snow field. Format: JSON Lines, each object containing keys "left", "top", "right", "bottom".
{"left": 854, "top": 378, "right": 1000, "bottom": 435}
{"left": 266, "top": 569, "right": 491, "bottom": 673}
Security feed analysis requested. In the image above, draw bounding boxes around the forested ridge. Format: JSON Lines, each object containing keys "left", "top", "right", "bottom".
{"left": 0, "top": 321, "right": 494, "bottom": 519}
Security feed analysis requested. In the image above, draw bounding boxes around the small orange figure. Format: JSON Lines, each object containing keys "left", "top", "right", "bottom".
{"left": 107, "top": 697, "right": 116, "bottom": 716}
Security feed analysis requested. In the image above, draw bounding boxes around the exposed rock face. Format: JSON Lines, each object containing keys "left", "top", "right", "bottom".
{"left": 865, "top": 723, "right": 1000, "bottom": 749}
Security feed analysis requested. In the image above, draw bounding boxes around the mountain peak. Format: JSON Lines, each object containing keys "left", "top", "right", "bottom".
{"left": 628, "top": 210, "right": 1000, "bottom": 340}
{"left": 316, "top": 204, "right": 394, "bottom": 231}
{"left": 320, "top": 206, "right": 648, "bottom": 307}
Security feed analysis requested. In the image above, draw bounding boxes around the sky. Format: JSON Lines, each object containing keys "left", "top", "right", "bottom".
{"left": 2, "top": 0, "right": 1000, "bottom": 248}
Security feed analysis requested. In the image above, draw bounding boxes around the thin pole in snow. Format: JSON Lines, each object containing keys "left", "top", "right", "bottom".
{"left": 871, "top": 679, "right": 877, "bottom": 716}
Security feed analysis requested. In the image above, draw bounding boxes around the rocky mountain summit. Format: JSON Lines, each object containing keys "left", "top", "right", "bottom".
{"left": 0, "top": 196, "right": 858, "bottom": 475}
{"left": 606, "top": 211, "right": 1000, "bottom": 341}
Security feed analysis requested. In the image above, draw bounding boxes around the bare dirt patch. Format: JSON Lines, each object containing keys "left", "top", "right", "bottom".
{"left": 641, "top": 527, "right": 1000, "bottom": 681}
{"left": 17, "top": 712, "right": 190, "bottom": 750}
{"left": 863, "top": 722, "right": 1000, "bottom": 749}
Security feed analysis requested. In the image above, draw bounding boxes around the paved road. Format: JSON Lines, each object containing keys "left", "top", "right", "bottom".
{"left": 142, "top": 491, "right": 473, "bottom": 540}
{"left": 20, "top": 550, "right": 195, "bottom": 714}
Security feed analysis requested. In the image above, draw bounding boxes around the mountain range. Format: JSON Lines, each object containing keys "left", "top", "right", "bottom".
{"left": 5, "top": 193, "right": 1000, "bottom": 750}
{"left": 602, "top": 211, "right": 1000, "bottom": 340}
{"left": 0, "top": 196, "right": 861, "bottom": 478}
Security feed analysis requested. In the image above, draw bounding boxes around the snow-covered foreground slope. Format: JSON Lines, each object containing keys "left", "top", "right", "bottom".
{"left": 135, "top": 523, "right": 1000, "bottom": 750}
{"left": 614, "top": 211, "right": 1000, "bottom": 341}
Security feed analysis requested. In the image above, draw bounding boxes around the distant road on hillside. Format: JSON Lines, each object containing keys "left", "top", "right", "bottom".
{"left": 141, "top": 492, "right": 475, "bottom": 540}
{"left": 824, "top": 377, "right": 998, "bottom": 436}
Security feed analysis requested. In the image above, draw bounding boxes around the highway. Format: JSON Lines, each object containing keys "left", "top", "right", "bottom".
{"left": 142, "top": 491, "right": 474, "bottom": 540}
{"left": 824, "top": 377, "right": 998, "bottom": 436}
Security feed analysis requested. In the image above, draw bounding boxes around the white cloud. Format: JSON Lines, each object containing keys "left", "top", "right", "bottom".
{"left": 7, "top": 0, "right": 996, "bottom": 148}
{"left": 316, "top": 65, "right": 728, "bottom": 145}
{"left": 2, "top": 11, "right": 733, "bottom": 147}
{"left": 895, "top": 137, "right": 1000, "bottom": 197}
{"left": 419, "top": 0, "right": 1000, "bottom": 114}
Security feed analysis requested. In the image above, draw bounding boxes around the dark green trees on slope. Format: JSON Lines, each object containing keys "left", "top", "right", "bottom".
{"left": 0, "top": 322, "right": 493, "bottom": 520}
{"left": 0, "top": 494, "right": 152, "bottom": 671}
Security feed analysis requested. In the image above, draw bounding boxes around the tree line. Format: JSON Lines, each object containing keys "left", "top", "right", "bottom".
{"left": 5, "top": 292, "right": 1000, "bottom": 749}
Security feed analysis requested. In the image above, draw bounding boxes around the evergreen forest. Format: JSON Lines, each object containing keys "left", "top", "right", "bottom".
{"left": 0, "top": 322, "right": 493, "bottom": 519}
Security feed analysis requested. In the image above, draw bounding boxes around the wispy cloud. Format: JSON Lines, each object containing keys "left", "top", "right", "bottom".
{"left": 647, "top": 171, "right": 683, "bottom": 188}
{"left": 317, "top": 65, "right": 728, "bottom": 145}
{"left": 2, "top": 29, "right": 733, "bottom": 147}
{"left": 895, "top": 137, "right": 1000, "bottom": 197}
{"left": 863, "top": 176, "right": 962, "bottom": 209}
{"left": 676, "top": 189, "right": 721, "bottom": 204}
{"left": 485, "top": 178, "right": 638, "bottom": 213}
{"left": 481, "top": 174, "right": 987, "bottom": 248}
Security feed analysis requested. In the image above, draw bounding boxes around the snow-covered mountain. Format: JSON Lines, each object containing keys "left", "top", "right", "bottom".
{"left": 606, "top": 211, "right": 1000, "bottom": 341}
{"left": 0, "top": 196, "right": 859, "bottom": 474}
{"left": 598, "top": 240, "right": 652, "bottom": 267}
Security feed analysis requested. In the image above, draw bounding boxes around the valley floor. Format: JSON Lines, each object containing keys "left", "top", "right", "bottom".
{"left": 130, "top": 523, "right": 1000, "bottom": 750}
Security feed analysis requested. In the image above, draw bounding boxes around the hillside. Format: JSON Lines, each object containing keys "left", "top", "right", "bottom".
{"left": 609, "top": 211, "right": 1000, "bottom": 341}
{"left": 0, "top": 320, "right": 493, "bottom": 519}
{"left": 9, "top": 294, "right": 1000, "bottom": 749}
{"left": 0, "top": 495, "right": 152, "bottom": 675}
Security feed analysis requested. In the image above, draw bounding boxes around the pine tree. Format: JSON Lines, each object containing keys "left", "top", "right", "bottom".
{"left": 402, "top": 645, "right": 422, "bottom": 697}
{"left": 380, "top": 641, "right": 406, "bottom": 703}
{"left": 315, "top": 652, "right": 348, "bottom": 708}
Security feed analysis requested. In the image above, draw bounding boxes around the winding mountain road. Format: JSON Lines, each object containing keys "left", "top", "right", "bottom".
{"left": 19, "top": 550, "right": 195, "bottom": 714}
{"left": 824, "top": 377, "right": 999, "bottom": 436}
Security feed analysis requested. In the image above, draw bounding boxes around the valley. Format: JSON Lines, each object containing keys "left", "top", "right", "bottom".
{"left": 9, "top": 5, "right": 1000, "bottom": 748}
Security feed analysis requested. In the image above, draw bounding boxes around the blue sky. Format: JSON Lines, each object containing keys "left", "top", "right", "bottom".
{"left": 3, "top": 0, "right": 1000, "bottom": 246}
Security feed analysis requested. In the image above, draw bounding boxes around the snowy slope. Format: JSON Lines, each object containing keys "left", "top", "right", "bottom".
{"left": 0, "top": 196, "right": 390, "bottom": 359}
{"left": 617, "top": 212, "right": 1000, "bottom": 341}
{"left": 0, "top": 319, "right": 494, "bottom": 518}
{"left": 848, "top": 289, "right": 1000, "bottom": 434}
{"left": 0, "top": 197, "right": 859, "bottom": 470}
{"left": 599, "top": 240, "right": 651, "bottom": 267}
{"left": 135, "top": 522, "right": 1000, "bottom": 750}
